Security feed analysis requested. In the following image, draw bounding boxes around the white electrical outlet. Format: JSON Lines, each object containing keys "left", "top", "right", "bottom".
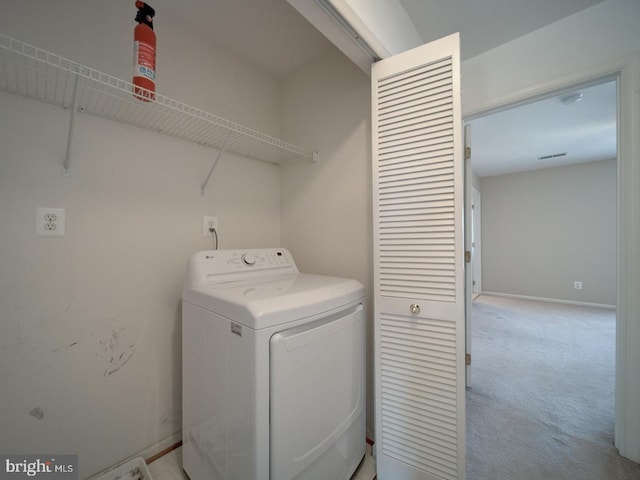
{"left": 203, "top": 216, "right": 218, "bottom": 237}
{"left": 574, "top": 281, "right": 583, "bottom": 290}
{"left": 36, "top": 207, "right": 65, "bottom": 237}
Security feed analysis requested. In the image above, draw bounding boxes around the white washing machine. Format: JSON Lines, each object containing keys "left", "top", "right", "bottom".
{"left": 182, "top": 248, "right": 366, "bottom": 480}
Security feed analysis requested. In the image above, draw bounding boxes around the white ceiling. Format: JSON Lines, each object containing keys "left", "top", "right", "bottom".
{"left": 165, "top": 0, "right": 606, "bottom": 77}
{"left": 399, "top": 0, "right": 605, "bottom": 60}
{"left": 470, "top": 80, "right": 617, "bottom": 177}
{"left": 162, "top": 0, "right": 616, "bottom": 177}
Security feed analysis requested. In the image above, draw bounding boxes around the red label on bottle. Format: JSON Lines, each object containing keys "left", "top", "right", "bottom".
{"left": 134, "top": 41, "right": 155, "bottom": 81}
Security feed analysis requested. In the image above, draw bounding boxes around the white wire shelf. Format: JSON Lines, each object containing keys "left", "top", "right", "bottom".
{"left": 0, "top": 33, "right": 316, "bottom": 170}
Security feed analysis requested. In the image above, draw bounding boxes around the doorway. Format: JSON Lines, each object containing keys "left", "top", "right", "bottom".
{"left": 465, "top": 77, "right": 621, "bottom": 475}
{"left": 469, "top": 75, "right": 617, "bottom": 307}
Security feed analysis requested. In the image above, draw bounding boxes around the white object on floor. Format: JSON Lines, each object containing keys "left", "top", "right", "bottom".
{"left": 182, "top": 249, "right": 367, "bottom": 480}
{"left": 93, "top": 458, "right": 152, "bottom": 480}
{"left": 147, "top": 449, "right": 183, "bottom": 480}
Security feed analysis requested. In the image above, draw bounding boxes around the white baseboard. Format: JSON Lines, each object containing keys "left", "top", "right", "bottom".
{"left": 136, "top": 431, "right": 182, "bottom": 462}
{"left": 480, "top": 291, "right": 616, "bottom": 310}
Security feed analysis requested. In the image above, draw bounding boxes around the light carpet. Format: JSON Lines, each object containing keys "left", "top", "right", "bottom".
{"left": 466, "top": 295, "right": 640, "bottom": 480}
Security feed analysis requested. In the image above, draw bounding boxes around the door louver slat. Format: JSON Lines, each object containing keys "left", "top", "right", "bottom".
{"left": 377, "top": 63, "right": 452, "bottom": 95}
{"left": 373, "top": 34, "right": 463, "bottom": 480}
{"left": 379, "top": 313, "right": 459, "bottom": 478}
{"left": 376, "top": 62, "right": 456, "bottom": 300}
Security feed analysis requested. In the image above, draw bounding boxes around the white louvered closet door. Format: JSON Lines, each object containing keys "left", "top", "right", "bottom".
{"left": 372, "top": 33, "right": 465, "bottom": 480}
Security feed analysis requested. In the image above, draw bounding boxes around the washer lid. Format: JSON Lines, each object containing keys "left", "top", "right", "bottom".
{"left": 182, "top": 273, "right": 365, "bottom": 330}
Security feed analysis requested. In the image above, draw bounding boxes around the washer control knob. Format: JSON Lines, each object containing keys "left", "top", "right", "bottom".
{"left": 241, "top": 253, "right": 256, "bottom": 266}
{"left": 410, "top": 304, "right": 420, "bottom": 314}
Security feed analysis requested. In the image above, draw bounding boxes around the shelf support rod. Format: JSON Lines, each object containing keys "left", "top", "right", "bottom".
{"left": 63, "top": 73, "right": 80, "bottom": 176}
{"left": 201, "top": 131, "right": 232, "bottom": 195}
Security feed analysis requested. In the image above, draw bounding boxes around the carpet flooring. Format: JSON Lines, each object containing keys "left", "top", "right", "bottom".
{"left": 466, "top": 295, "right": 640, "bottom": 480}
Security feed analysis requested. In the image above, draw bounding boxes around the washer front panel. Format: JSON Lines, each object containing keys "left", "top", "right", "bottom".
{"left": 269, "top": 304, "right": 366, "bottom": 479}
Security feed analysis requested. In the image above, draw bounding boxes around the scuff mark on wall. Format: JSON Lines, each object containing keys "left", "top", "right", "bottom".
{"left": 104, "top": 344, "right": 136, "bottom": 376}
{"left": 99, "top": 328, "right": 125, "bottom": 353}
{"left": 94, "top": 323, "right": 138, "bottom": 376}
{"left": 52, "top": 341, "right": 79, "bottom": 353}
{"left": 29, "top": 407, "right": 44, "bottom": 420}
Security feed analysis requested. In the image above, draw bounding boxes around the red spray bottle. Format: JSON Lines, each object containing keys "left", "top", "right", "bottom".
{"left": 133, "top": 1, "right": 156, "bottom": 101}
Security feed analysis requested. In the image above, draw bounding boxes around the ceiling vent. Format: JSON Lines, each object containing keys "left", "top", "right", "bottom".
{"left": 538, "top": 152, "right": 567, "bottom": 160}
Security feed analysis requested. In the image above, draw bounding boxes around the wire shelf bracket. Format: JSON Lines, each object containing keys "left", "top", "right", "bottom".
{"left": 201, "top": 130, "right": 231, "bottom": 196}
{"left": 0, "top": 33, "right": 318, "bottom": 188}
{"left": 63, "top": 73, "right": 80, "bottom": 176}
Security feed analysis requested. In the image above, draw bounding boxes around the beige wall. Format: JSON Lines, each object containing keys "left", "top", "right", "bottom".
{"left": 279, "top": 48, "right": 374, "bottom": 435}
{"left": 461, "top": 0, "right": 640, "bottom": 116}
{"left": 480, "top": 159, "right": 617, "bottom": 306}
{"left": 0, "top": 1, "right": 282, "bottom": 477}
{"left": 2, "top": 0, "right": 639, "bottom": 472}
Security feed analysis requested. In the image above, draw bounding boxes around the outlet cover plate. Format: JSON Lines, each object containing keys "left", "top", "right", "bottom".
{"left": 36, "top": 207, "right": 65, "bottom": 237}
{"left": 203, "top": 216, "right": 218, "bottom": 237}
